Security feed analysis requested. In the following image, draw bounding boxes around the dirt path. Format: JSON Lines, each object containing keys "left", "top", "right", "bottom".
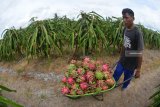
{"left": 0, "top": 49, "right": 160, "bottom": 107}
{"left": 0, "top": 66, "right": 159, "bottom": 107}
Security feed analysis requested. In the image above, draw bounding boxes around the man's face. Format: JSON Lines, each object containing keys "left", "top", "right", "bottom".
{"left": 122, "top": 13, "right": 134, "bottom": 28}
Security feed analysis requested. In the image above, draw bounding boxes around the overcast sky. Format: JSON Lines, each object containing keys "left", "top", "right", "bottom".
{"left": 0, "top": 0, "right": 160, "bottom": 37}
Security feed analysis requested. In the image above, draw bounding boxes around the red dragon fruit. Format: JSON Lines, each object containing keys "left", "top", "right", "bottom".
{"left": 88, "top": 76, "right": 95, "bottom": 84}
{"left": 88, "top": 63, "right": 96, "bottom": 70}
{"left": 77, "top": 68, "right": 85, "bottom": 75}
{"left": 80, "top": 75, "right": 86, "bottom": 82}
{"left": 105, "top": 78, "right": 115, "bottom": 86}
{"left": 76, "top": 75, "right": 86, "bottom": 83}
{"left": 80, "top": 82, "right": 88, "bottom": 90}
{"left": 97, "top": 80, "right": 105, "bottom": 88}
{"left": 86, "top": 71, "right": 94, "bottom": 80}
{"left": 62, "top": 76, "right": 67, "bottom": 83}
{"left": 61, "top": 87, "right": 70, "bottom": 94}
{"left": 102, "top": 64, "right": 109, "bottom": 71}
{"left": 102, "top": 86, "right": 108, "bottom": 90}
{"left": 86, "top": 71, "right": 95, "bottom": 84}
{"left": 107, "top": 74, "right": 112, "bottom": 79}
{"left": 82, "top": 61, "right": 89, "bottom": 69}
{"left": 67, "top": 77, "right": 75, "bottom": 85}
{"left": 83, "top": 57, "right": 90, "bottom": 63}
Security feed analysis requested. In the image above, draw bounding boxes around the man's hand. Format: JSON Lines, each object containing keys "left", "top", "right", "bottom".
{"left": 135, "top": 54, "right": 143, "bottom": 78}
{"left": 135, "top": 69, "right": 141, "bottom": 78}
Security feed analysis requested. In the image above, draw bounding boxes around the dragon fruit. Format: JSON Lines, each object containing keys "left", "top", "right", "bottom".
{"left": 86, "top": 72, "right": 95, "bottom": 84}
{"left": 80, "top": 82, "right": 88, "bottom": 90}
{"left": 102, "top": 64, "right": 109, "bottom": 71}
{"left": 81, "top": 75, "right": 86, "bottom": 81}
{"left": 105, "top": 78, "right": 114, "bottom": 86}
{"left": 62, "top": 77, "right": 67, "bottom": 83}
{"left": 97, "top": 80, "right": 105, "bottom": 88}
{"left": 71, "top": 83, "right": 79, "bottom": 90}
{"left": 86, "top": 71, "right": 95, "bottom": 84}
{"left": 67, "top": 77, "right": 75, "bottom": 85}
{"left": 107, "top": 74, "right": 112, "bottom": 79}
{"left": 88, "top": 63, "right": 96, "bottom": 70}
{"left": 82, "top": 61, "right": 89, "bottom": 69}
{"left": 103, "top": 71, "right": 112, "bottom": 79}
{"left": 77, "top": 68, "right": 85, "bottom": 75}
{"left": 61, "top": 87, "right": 70, "bottom": 94}
{"left": 86, "top": 71, "right": 94, "bottom": 79}
{"left": 102, "top": 86, "right": 108, "bottom": 90}
{"left": 88, "top": 76, "right": 95, "bottom": 84}
{"left": 76, "top": 75, "right": 86, "bottom": 83}
{"left": 95, "top": 71, "right": 104, "bottom": 80}
{"left": 83, "top": 57, "right": 90, "bottom": 63}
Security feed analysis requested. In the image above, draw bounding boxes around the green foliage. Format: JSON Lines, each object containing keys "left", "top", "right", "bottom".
{"left": 0, "top": 11, "right": 160, "bottom": 60}
{"left": 149, "top": 84, "right": 160, "bottom": 107}
{"left": 0, "top": 85, "right": 23, "bottom": 107}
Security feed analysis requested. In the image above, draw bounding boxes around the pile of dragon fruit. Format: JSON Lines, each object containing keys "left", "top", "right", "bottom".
{"left": 61, "top": 57, "right": 115, "bottom": 95}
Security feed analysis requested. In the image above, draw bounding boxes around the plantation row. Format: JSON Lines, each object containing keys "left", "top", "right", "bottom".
{"left": 0, "top": 12, "right": 160, "bottom": 61}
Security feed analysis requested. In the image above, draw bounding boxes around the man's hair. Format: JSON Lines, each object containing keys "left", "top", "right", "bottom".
{"left": 122, "top": 8, "right": 134, "bottom": 17}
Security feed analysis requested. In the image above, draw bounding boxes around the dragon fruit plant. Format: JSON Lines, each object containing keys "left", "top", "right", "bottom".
{"left": 61, "top": 57, "right": 115, "bottom": 95}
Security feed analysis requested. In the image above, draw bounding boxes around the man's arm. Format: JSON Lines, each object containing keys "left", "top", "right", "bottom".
{"left": 135, "top": 51, "right": 143, "bottom": 78}
{"left": 135, "top": 28, "right": 144, "bottom": 78}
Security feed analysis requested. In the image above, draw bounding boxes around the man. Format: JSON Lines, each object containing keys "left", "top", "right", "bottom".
{"left": 113, "top": 8, "right": 144, "bottom": 90}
